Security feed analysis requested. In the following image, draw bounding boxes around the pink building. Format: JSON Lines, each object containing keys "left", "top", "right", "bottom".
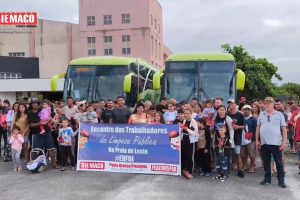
{"left": 79, "top": 0, "right": 170, "bottom": 68}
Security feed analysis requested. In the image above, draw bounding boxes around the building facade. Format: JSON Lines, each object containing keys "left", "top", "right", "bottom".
{"left": 0, "top": 19, "right": 80, "bottom": 78}
{"left": 79, "top": 0, "right": 169, "bottom": 68}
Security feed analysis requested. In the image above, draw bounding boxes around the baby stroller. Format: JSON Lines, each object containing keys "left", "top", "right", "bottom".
{"left": 26, "top": 148, "right": 47, "bottom": 173}
{"left": 3, "top": 124, "right": 12, "bottom": 162}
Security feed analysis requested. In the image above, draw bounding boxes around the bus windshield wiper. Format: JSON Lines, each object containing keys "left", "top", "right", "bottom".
{"left": 94, "top": 78, "right": 102, "bottom": 100}
{"left": 81, "top": 80, "right": 91, "bottom": 100}
{"left": 229, "top": 70, "right": 237, "bottom": 95}
{"left": 199, "top": 79, "right": 209, "bottom": 100}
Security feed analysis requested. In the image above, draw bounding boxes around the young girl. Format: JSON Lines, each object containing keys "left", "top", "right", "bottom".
{"left": 214, "top": 124, "right": 231, "bottom": 182}
{"left": 9, "top": 126, "right": 24, "bottom": 171}
{"left": 39, "top": 100, "right": 52, "bottom": 134}
{"left": 151, "top": 112, "right": 164, "bottom": 124}
{"left": 58, "top": 119, "right": 77, "bottom": 171}
{"left": 196, "top": 118, "right": 211, "bottom": 177}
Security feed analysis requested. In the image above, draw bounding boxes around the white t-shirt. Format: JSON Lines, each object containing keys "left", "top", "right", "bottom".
{"left": 63, "top": 105, "right": 78, "bottom": 119}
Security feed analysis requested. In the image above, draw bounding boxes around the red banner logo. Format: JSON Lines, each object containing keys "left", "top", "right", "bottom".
{"left": 0, "top": 12, "right": 37, "bottom": 26}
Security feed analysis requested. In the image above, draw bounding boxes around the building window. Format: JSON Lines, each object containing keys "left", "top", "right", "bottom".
{"left": 8, "top": 52, "right": 25, "bottom": 57}
{"left": 122, "top": 35, "right": 131, "bottom": 55}
{"left": 104, "top": 36, "right": 113, "bottom": 55}
{"left": 0, "top": 72, "right": 22, "bottom": 79}
{"left": 158, "top": 24, "right": 160, "bottom": 33}
{"left": 150, "top": 15, "right": 153, "bottom": 25}
{"left": 87, "top": 37, "right": 96, "bottom": 56}
{"left": 103, "top": 15, "right": 112, "bottom": 25}
{"left": 87, "top": 16, "right": 95, "bottom": 26}
{"left": 122, "top": 14, "right": 130, "bottom": 24}
{"left": 154, "top": 19, "right": 157, "bottom": 29}
{"left": 122, "top": 48, "right": 131, "bottom": 55}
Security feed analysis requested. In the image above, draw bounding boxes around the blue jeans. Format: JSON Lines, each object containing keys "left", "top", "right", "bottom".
{"left": 261, "top": 145, "right": 285, "bottom": 184}
{"left": 11, "top": 149, "right": 22, "bottom": 169}
{"left": 216, "top": 155, "right": 228, "bottom": 177}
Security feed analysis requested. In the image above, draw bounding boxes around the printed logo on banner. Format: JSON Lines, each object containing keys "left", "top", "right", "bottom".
{"left": 0, "top": 12, "right": 38, "bottom": 27}
{"left": 77, "top": 123, "right": 181, "bottom": 176}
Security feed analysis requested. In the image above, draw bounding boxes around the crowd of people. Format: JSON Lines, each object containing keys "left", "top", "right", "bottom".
{"left": 0, "top": 95, "right": 299, "bottom": 188}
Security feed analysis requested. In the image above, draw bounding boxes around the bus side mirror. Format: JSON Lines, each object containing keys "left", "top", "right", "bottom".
{"left": 123, "top": 73, "right": 134, "bottom": 93}
{"left": 236, "top": 69, "right": 245, "bottom": 91}
{"left": 153, "top": 72, "right": 164, "bottom": 90}
{"left": 51, "top": 73, "right": 66, "bottom": 91}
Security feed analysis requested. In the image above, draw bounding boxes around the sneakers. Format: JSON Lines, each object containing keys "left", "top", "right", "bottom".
{"left": 13, "top": 168, "right": 17, "bottom": 172}
{"left": 72, "top": 167, "right": 76, "bottom": 171}
{"left": 199, "top": 172, "right": 206, "bottom": 176}
{"left": 279, "top": 183, "right": 287, "bottom": 188}
{"left": 213, "top": 175, "right": 221, "bottom": 180}
{"left": 260, "top": 180, "right": 271, "bottom": 185}
{"left": 60, "top": 167, "right": 66, "bottom": 171}
{"left": 237, "top": 170, "right": 245, "bottom": 178}
{"left": 205, "top": 173, "right": 211, "bottom": 177}
{"left": 213, "top": 175, "right": 227, "bottom": 182}
{"left": 220, "top": 177, "right": 227, "bottom": 182}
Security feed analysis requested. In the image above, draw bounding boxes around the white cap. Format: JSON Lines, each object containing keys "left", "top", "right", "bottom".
{"left": 242, "top": 105, "right": 252, "bottom": 110}
{"left": 227, "top": 98, "right": 235, "bottom": 104}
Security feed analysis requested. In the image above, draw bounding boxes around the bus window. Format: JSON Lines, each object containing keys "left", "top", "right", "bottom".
{"left": 139, "top": 65, "right": 149, "bottom": 79}
{"left": 129, "top": 63, "right": 138, "bottom": 74}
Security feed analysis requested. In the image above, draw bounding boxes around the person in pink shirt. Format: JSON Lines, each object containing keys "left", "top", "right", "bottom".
{"left": 39, "top": 100, "right": 52, "bottom": 135}
{"left": 9, "top": 125, "right": 24, "bottom": 171}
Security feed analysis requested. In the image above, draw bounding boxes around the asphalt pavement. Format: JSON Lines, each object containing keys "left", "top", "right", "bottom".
{"left": 0, "top": 154, "right": 299, "bottom": 200}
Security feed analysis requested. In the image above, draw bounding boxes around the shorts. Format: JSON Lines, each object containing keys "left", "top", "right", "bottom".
{"left": 234, "top": 145, "right": 241, "bottom": 155}
{"left": 32, "top": 131, "right": 55, "bottom": 150}
{"left": 241, "top": 142, "right": 255, "bottom": 157}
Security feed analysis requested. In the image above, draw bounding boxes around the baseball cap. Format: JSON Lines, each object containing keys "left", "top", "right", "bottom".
{"left": 227, "top": 98, "right": 235, "bottom": 104}
{"left": 30, "top": 98, "right": 40, "bottom": 104}
{"left": 242, "top": 105, "right": 252, "bottom": 110}
{"left": 264, "top": 97, "right": 275, "bottom": 103}
{"left": 77, "top": 100, "right": 87, "bottom": 107}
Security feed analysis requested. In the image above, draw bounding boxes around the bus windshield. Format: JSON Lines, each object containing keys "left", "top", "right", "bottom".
{"left": 64, "top": 65, "right": 128, "bottom": 101}
{"left": 165, "top": 61, "right": 235, "bottom": 102}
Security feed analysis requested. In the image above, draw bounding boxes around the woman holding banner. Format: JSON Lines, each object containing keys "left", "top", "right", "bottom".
{"left": 128, "top": 102, "right": 148, "bottom": 124}
{"left": 181, "top": 107, "right": 199, "bottom": 179}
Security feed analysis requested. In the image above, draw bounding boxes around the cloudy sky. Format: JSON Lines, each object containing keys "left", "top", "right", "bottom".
{"left": 1, "top": 0, "right": 299, "bottom": 84}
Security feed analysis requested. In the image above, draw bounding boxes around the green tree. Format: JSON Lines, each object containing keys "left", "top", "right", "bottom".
{"left": 274, "top": 83, "right": 300, "bottom": 102}
{"left": 222, "top": 43, "right": 282, "bottom": 100}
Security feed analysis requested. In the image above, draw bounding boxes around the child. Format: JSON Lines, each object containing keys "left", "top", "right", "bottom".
{"left": 86, "top": 105, "right": 98, "bottom": 123}
{"left": 39, "top": 100, "right": 52, "bottom": 135}
{"left": 58, "top": 119, "right": 77, "bottom": 171}
{"left": 196, "top": 118, "right": 211, "bottom": 176}
{"left": 151, "top": 112, "right": 164, "bottom": 124}
{"left": 213, "top": 124, "right": 231, "bottom": 182}
{"left": 202, "top": 99, "right": 215, "bottom": 129}
{"left": 173, "top": 109, "right": 185, "bottom": 125}
{"left": 9, "top": 126, "right": 24, "bottom": 171}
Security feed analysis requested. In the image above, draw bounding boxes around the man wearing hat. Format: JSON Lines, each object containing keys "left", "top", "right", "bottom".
{"left": 28, "top": 99, "right": 58, "bottom": 168}
{"left": 256, "top": 97, "right": 287, "bottom": 188}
